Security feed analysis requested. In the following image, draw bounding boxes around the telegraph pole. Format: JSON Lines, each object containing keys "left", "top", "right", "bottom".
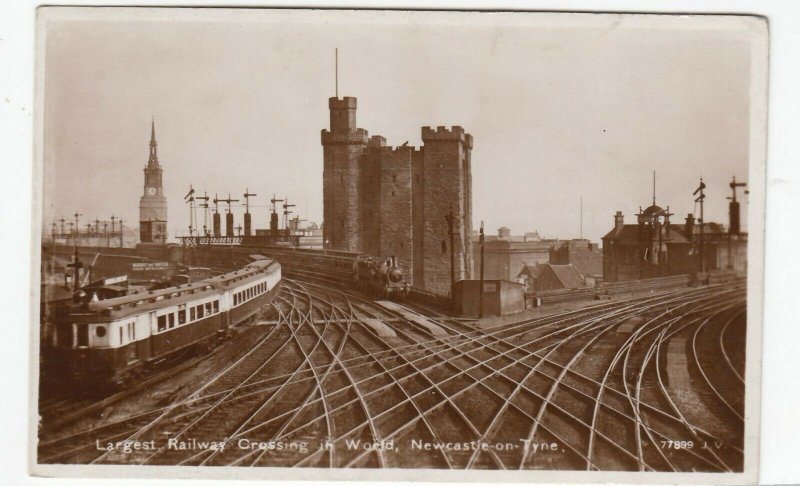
{"left": 243, "top": 188, "right": 257, "bottom": 237}
{"left": 222, "top": 194, "right": 240, "bottom": 237}
{"left": 727, "top": 176, "right": 747, "bottom": 270}
{"left": 479, "top": 220, "right": 485, "bottom": 318}
{"left": 73, "top": 212, "right": 82, "bottom": 246}
{"left": 212, "top": 194, "right": 221, "bottom": 237}
{"left": 282, "top": 197, "right": 296, "bottom": 235}
{"left": 196, "top": 192, "right": 210, "bottom": 237}
{"left": 270, "top": 194, "right": 284, "bottom": 240}
{"left": 184, "top": 185, "right": 196, "bottom": 237}
{"left": 693, "top": 178, "right": 707, "bottom": 274}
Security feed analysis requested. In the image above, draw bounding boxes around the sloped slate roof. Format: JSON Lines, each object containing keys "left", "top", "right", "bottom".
{"left": 517, "top": 263, "right": 546, "bottom": 279}
{"left": 546, "top": 264, "right": 585, "bottom": 289}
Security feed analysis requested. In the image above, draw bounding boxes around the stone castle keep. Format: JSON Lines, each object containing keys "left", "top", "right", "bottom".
{"left": 321, "top": 96, "right": 473, "bottom": 294}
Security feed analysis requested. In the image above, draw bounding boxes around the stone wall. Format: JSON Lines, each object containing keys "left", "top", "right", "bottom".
{"left": 322, "top": 99, "right": 474, "bottom": 295}
{"left": 321, "top": 98, "right": 368, "bottom": 251}
{"left": 421, "top": 126, "right": 473, "bottom": 295}
{"left": 378, "top": 147, "right": 415, "bottom": 282}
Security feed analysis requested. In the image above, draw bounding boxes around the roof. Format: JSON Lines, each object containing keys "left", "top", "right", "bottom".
{"left": 75, "top": 259, "right": 279, "bottom": 321}
{"left": 641, "top": 204, "right": 664, "bottom": 216}
{"left": 517, "top": 264, "right": 546, "bottom": 279}
{"left": 544, "top": 264, "right": 585, "bottom": 289}
{"left": 602, "top": 224, "right": 690, "bottom": 244}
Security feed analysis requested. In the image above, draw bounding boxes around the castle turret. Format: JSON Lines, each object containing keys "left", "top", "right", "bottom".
{"left": 419, "top": 126, "right": 474, "bottom": 294}
{"left": 321, "top": 97, "right": 368, "bottom": 251}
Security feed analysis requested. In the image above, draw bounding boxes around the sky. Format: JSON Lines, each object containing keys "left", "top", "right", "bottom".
{"left": 41, "top": 9, "right": 753, "bottom": 243}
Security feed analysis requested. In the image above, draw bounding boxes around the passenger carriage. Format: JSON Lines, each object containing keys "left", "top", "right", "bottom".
{"left": 51, "top": 259, "right": 281, "bottom": 389}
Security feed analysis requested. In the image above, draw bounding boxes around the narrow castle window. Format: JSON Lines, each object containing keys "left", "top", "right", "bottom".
{"left": 392, "top": 174, "right": 396, "bottom": 183}
{"left": 441, "top": 241, "right": 447, "bottom": 254}
{"left": 391, "top": 191, "right": 395, "bottom": 196}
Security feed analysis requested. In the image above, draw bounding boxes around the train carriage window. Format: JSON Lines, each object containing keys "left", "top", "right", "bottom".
{"left": 157, "top": 315, "right": 167, "bottom": 332}
{"left": 168, "top": 313, "right": 175, "bottom": 329}
{"left": 119, "top": 327, "right": 124, "bottom": 344}
{"left": 205, "top": 302, "right": 212, "bottom": 315}
{"left": 129, "top": 322, "right": 135, "bottom": 340}
{"left": 179, "top": 309, "right": 186, "bottom": 325}
{"left": 190, "top": 307, "right": 196, "bottom": 321}
{"left": 213, "top": 300, "right": 219, "bottom": 313}
{"left": 197, "top": 305, "right": 205, "bottom": 319}
{"left": 76, "top": 324, "right": 88, "bottom": 347}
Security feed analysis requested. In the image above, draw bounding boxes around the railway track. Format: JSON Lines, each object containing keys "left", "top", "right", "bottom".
{"left": 39, "top": 277, "right": 747, "bottom": 471}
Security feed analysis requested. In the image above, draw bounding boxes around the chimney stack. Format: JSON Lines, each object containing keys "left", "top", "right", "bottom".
{"left": 614, "top": 211, "right": 624, "bottom": 231}
{"left": 685, "top": 213, "right": 695, "bottom": 237}
{"left": 729, "top": 201, "right": 741, "bottom": 234}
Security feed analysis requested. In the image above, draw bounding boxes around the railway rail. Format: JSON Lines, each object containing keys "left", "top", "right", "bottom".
{"left": 38, "top": 276, "right": 746, "bottom": 471}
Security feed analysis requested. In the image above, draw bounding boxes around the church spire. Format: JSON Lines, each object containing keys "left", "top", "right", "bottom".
{"left": 150, "top": 118, "right": 157, "bottom": 147}
{"left": 148, "top": 118, "right": 159, "bottom": 166}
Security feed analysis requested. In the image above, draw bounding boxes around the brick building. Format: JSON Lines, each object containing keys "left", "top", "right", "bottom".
{"left": 602, "top": 203, "right": 746, "bottom": 281}
{"left": 321, "top": 96, "right": 473, "bottom": 295}
{"left": 471, "top": 228, "right": 559, "bottom": 282}
{"left": 602, "top": 205, "right": 689, "bottom": 282}
{"left": 549, "top": 239, "right": 603, "bottom": 279}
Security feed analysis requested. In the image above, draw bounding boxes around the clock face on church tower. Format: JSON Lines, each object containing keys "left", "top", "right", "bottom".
{"left": 147, "top": 187, "right": 157, "bottom": 195}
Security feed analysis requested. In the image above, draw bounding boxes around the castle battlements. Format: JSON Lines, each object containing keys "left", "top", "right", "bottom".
{"left": 328, "top": 96, "right": 358, "bottom": 109}
{"left": 323, "top": 96, "right": 473, "bottom": 294}
{"left": 368, "top": 135, "right": 387, "bottom": 148}
{"left": 421, "top": 126, "right": 473, "bottom": 148}
{"left": 320, "top": 128, "right": 369, "bottom": 145}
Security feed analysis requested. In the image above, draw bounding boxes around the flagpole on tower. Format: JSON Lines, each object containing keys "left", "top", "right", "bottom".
{"left": 335, "top": 48, "right": 339, "bottom": 98}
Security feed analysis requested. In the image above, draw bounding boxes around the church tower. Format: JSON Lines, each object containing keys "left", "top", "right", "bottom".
{"left": 139, "top": 120, "right": 168, "bottom": 244}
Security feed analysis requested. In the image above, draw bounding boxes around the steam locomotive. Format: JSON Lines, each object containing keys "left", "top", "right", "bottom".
{"left": 50, "top": 259, "right": 281, "bottom": 389}
{"left": 351, "top": 255, "right": 410, "bottom": 300}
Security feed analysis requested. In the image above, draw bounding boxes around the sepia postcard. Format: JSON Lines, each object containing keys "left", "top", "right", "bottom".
{"left": 30, "top": 7, "right": 768, "bottom": 484}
